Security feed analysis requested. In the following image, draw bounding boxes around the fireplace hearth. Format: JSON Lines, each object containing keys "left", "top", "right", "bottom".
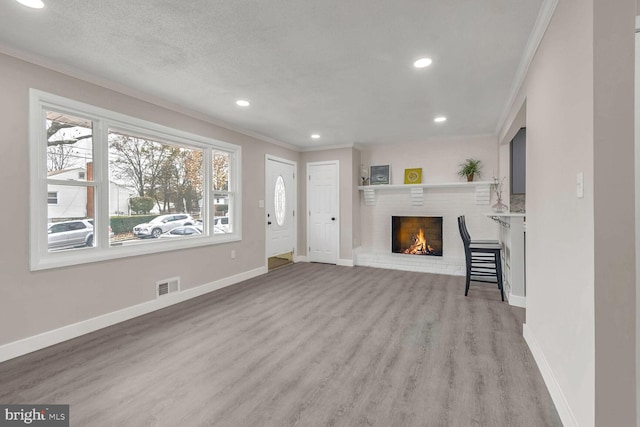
{"left": 392, "top": 216, "right": 443, "bottom": 256}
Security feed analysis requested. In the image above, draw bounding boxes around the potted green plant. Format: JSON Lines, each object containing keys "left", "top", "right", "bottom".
{"left": 457, "top": 158, "right": 483, "bottom": 182}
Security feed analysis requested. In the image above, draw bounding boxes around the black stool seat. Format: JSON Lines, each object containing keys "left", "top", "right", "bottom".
{"left": 458, "top": 216, "right": 504, "bottom": 301}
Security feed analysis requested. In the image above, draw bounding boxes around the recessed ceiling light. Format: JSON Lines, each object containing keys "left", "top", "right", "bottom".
{"left": 413, "top": 57, "right": 433, "bottom": 68}
{"left": 311, "top": 134, "right": 321, "bottom": 139}
{"left": 236, "top": 99, "right": 250, "bottom": 107}
{"left": 434, "top": 116, "right": 447, "bottom": 123}
{"left": 15, "top": 0, "right": 44, "bottom": 8}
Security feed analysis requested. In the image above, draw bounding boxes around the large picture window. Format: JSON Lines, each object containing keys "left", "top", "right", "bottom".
{"left": 30, "top": 90, "right": 242, "bottom": 270}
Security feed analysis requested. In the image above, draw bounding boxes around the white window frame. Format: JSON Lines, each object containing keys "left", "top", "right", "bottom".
{"left": 30, "top": 89, "right": 242, "bottom": 271}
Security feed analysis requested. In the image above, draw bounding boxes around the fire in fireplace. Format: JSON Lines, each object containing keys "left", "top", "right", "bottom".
{"left": 392, "top": 216, "right": 443, "bottom": 256}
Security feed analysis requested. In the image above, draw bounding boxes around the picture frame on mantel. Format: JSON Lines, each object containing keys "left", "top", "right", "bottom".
{"left": 404, "top": 168, "right": 422, "bottom": 184}
{"left": 370, "top": 165, "right": 390, "bottom": 185}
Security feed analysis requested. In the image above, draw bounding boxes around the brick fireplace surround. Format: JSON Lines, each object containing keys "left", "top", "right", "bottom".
{"left": 355, "top": 182, "right": 498, "bottom": 276}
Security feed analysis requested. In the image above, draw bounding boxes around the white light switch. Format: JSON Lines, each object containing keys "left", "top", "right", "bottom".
{"left": 576, "top": 172, "right": 584, "bottom": 198}
{"left": 259, "top": 200, "right": 264, "bottom": 208}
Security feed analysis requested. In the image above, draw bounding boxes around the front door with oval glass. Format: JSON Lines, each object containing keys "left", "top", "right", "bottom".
{"left": 266, "top": 157, "right": 296, "bottom": 258}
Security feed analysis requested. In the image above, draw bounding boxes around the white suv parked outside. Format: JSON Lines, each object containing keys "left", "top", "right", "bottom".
{"left": 133, "top": 214, "right": 194, "bottom": 238}
{"left": 214, "top": 216, "right": 230, "bottom": 233}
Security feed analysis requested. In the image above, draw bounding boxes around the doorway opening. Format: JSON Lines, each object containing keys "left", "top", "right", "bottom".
{"left": 265, "top": 155, "right": 297, "bottom": 270}
{"left": 268, "top": 252, "right": 294, "bottom": 271}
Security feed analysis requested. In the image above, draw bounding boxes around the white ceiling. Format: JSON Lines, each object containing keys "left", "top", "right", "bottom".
{"left": 0, "top": 0, "right": 543, "bottom": 149}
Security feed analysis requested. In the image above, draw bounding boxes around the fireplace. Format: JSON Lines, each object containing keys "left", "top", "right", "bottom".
{"left": 391, "top": 216, "right": 443, "bottom": 256}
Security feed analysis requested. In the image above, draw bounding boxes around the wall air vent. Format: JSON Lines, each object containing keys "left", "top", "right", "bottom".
{"left": 156, "top": 277, "right": 180, "bottom": 298}
{"left": 157, "top": 282, "right": 169, "bottom": 296}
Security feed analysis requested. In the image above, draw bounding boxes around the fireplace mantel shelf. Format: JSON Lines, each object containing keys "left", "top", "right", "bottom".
{"left": 358, "top": 181, "right": 492, "bottom": 206}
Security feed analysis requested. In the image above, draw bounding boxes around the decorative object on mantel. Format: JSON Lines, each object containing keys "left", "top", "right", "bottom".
{"left": 360, "top": 164, "right": 369, "bottom": 186}
{"left": 404, "top": 168, "right": 422, "bottom": 184}
{"left": 370, "top": 165, "right": 390, "bottom": 185}
{"left": 491, "top": 176, "right": 509, "bottom": 213}
{"left": 457, "top": 158, "right": 483, "bottom": 182}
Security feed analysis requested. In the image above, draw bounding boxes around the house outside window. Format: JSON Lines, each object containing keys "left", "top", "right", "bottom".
{"left": 30, "top": 89, "right": 242, "bottom": 270}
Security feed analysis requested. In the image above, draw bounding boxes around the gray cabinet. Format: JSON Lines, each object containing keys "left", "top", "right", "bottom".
{"left": 511, "top": 128, "right": 526, "bottom": 195}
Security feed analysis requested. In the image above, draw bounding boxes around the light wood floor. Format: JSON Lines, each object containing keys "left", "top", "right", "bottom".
{"left": 0, "top": 263, "right": 561, "bottom": 426}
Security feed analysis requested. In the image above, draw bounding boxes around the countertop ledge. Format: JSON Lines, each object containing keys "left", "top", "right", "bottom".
{"left": 486, "top": 212, "right": 526, "bottom": 217}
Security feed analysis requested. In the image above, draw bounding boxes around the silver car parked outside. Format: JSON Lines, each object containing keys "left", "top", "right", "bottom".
{"left": 48, "top": 219, "right": 94, "bottom": 250}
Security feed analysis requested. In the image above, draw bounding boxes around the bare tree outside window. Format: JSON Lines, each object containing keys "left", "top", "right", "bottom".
{"left": 108, "top": 131, "right": 204, "bottom": 214}
{"left": 47, "top": 144, "right": 78, "bottom": 172}
{"left": 46, "top": 113, "right": 93, "bottom": 172}
{"left": 108, "top": 133, "right": 172, "bottom": 198}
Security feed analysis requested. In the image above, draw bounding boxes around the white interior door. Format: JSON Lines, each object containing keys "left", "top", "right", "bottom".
{"left": 266, "top": 156, "right": 296, "bottom": 258}
{"left": 307, "top": 161, "right": 339, "bottom": 264}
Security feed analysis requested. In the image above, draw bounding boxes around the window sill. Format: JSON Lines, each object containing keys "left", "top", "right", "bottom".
{"left": 30, "top": 233, "right": 242, "bottom": 271}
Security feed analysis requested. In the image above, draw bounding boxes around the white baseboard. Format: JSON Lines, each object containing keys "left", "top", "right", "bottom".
{"left": 293, "top": 255, "right": 308, "bottom": 263}
{"left": 508, "top": 293, "right": 526, "bottom": 308}
{"left": 523, "top": 323, "right": 577, "bottom": 427}
{"left": 0, "top": 266, "right": 267, "bottom": 363}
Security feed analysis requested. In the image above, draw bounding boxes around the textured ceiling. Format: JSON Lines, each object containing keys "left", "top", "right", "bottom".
{"left": 0, "top": 0, "right": 543, "bottom": 149}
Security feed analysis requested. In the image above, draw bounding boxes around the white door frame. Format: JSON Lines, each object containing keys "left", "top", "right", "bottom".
{"left": 635, "top": 28, "right": 640, "bottom": 426}
{"left": 265, "top": 154, "right": 297, "bottom": 265}
{"left": 306, "top": 160, "right": 340, "bottom": 264}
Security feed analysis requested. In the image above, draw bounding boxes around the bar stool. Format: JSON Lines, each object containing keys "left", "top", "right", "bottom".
{"left": 457, "top": 216, "right": 504, "bottom": 301}
{"left": 459, "top": 215, "right": 499, "bottom": 245}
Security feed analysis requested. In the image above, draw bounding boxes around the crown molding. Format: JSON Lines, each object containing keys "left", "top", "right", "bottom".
{"left": 299, "top": 142, "right": 355, "bottom": 152}
{"left": 495, "top": 0, "right": 559, "bottom": 137}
